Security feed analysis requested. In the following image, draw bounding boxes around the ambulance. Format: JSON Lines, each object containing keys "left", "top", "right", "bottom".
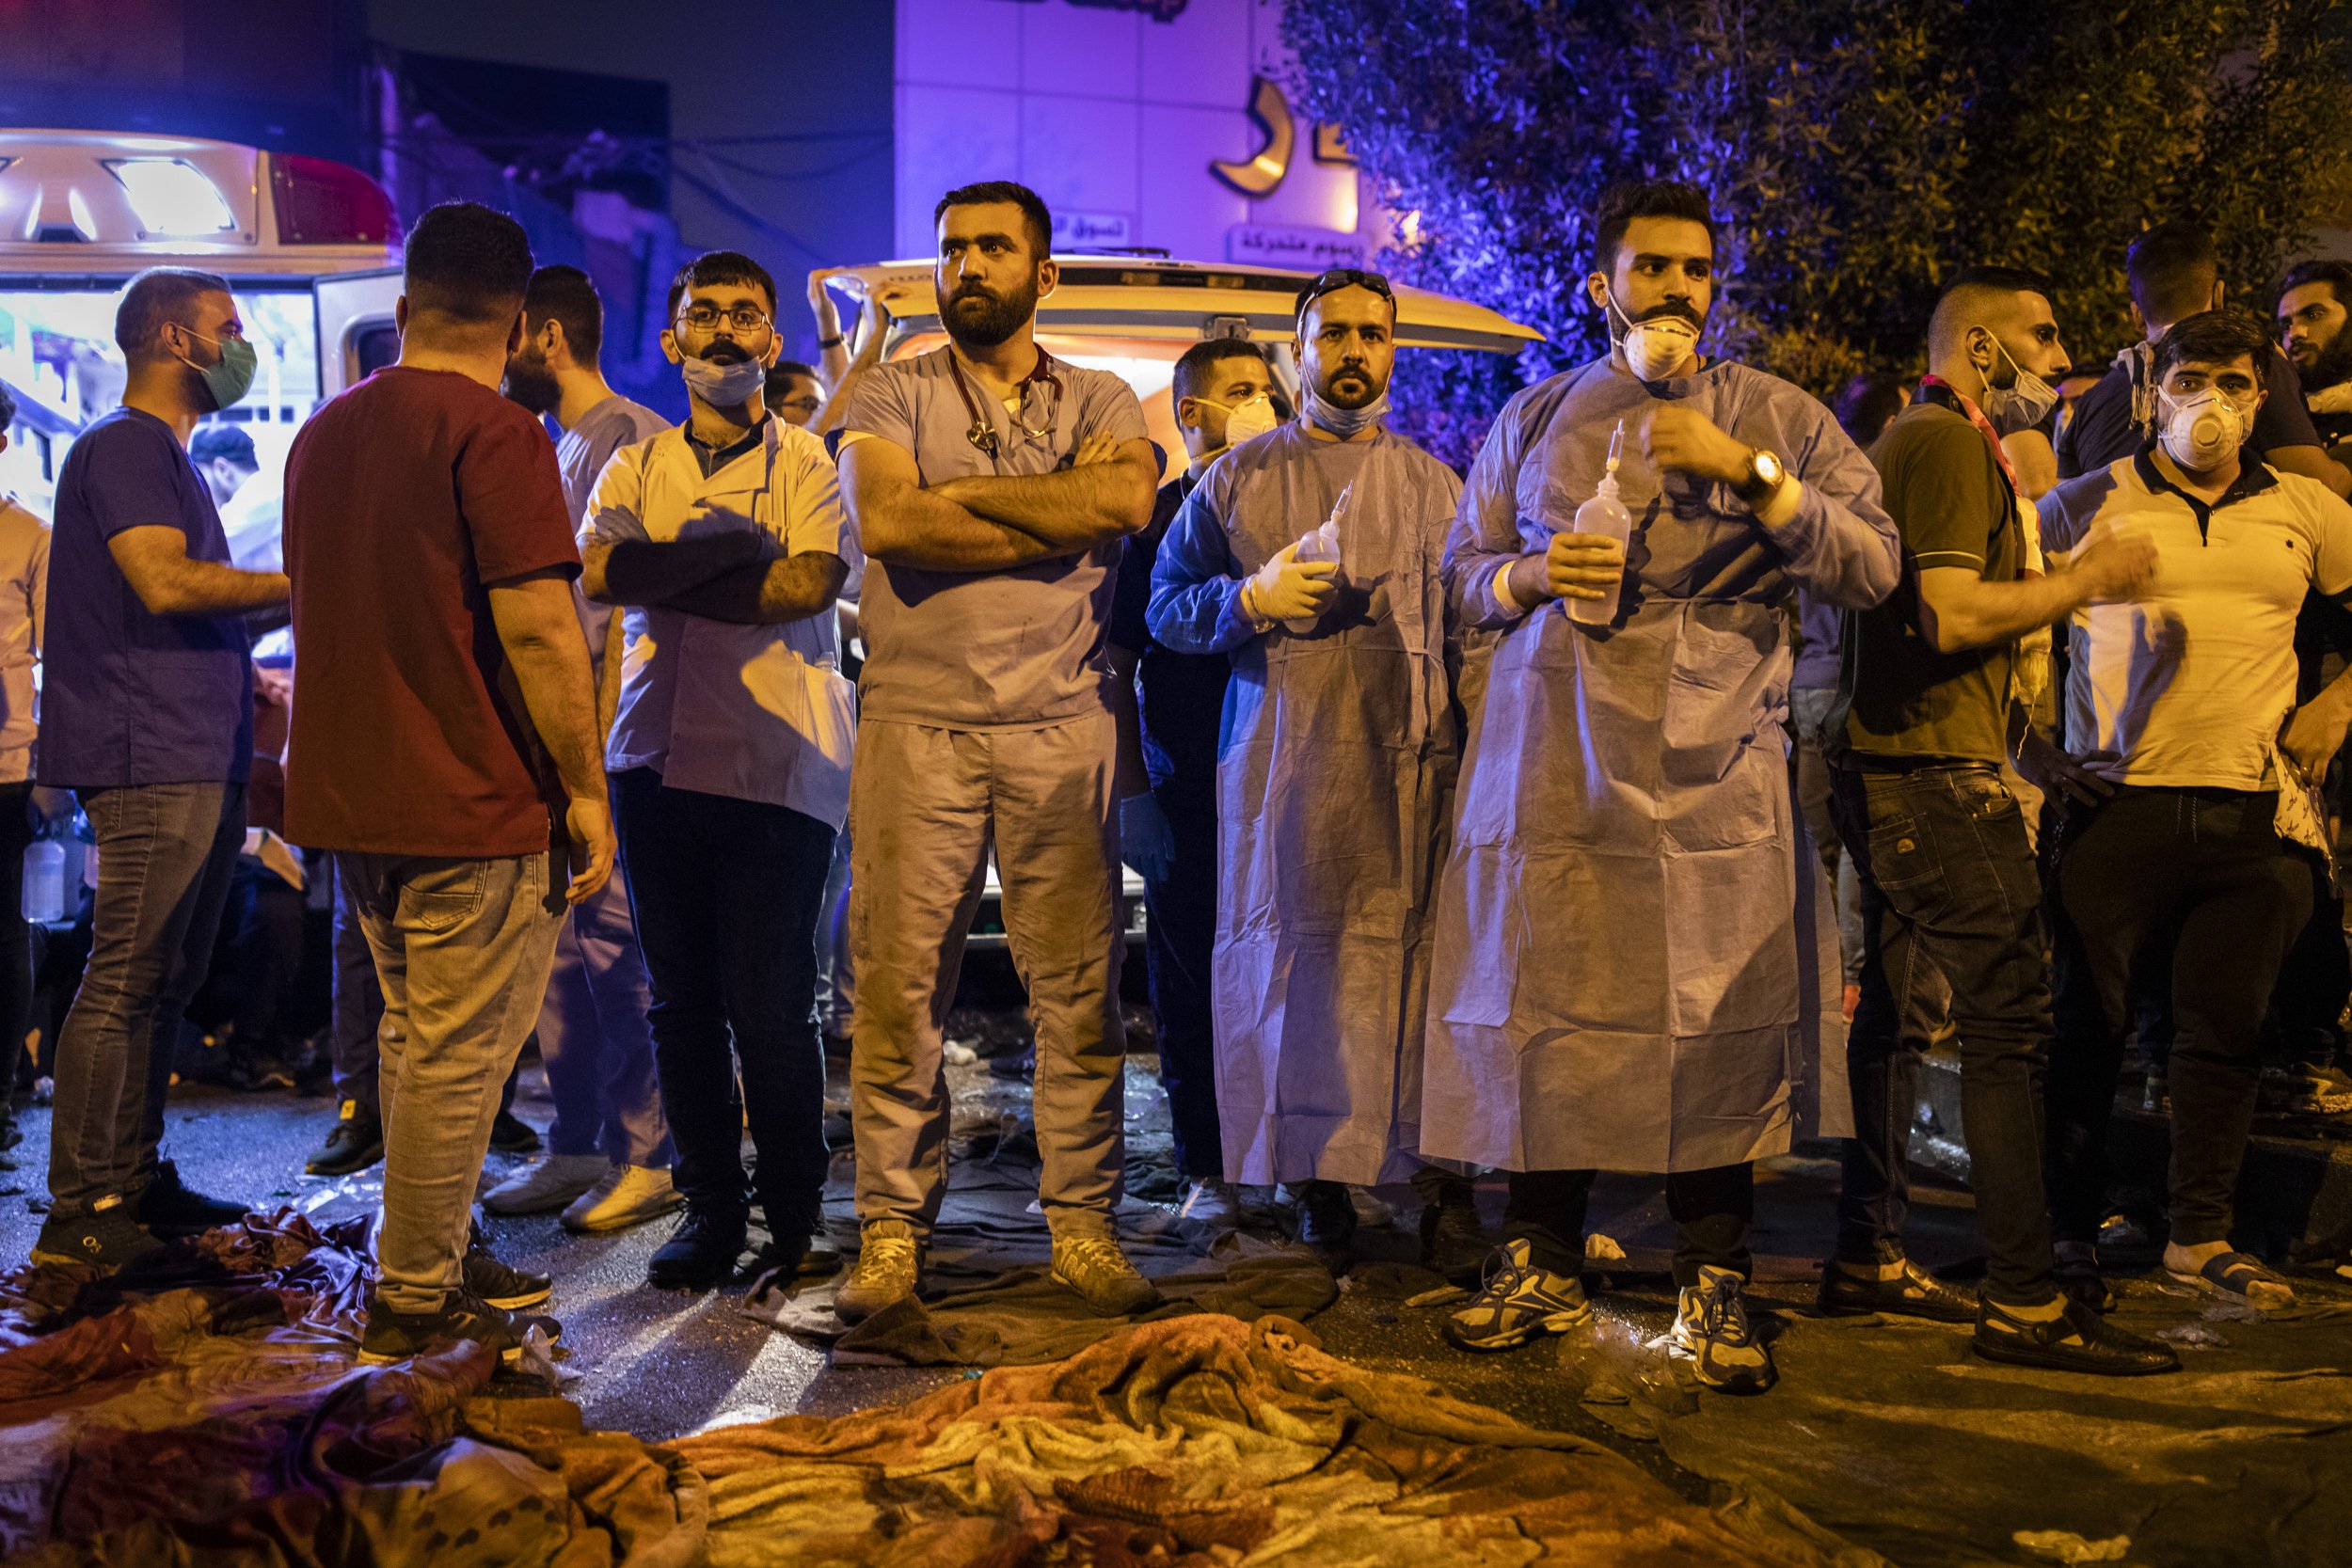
{"left": 0, "top": 130, "right": 403, "bottom": 532}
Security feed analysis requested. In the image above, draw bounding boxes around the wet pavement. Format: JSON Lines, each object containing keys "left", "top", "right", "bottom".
{"left": 6, "top": 1035, "right": 2352, "bottom": 1566}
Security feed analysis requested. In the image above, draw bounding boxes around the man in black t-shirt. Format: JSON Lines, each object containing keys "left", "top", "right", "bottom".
{"left": 2058, "top": 223, "right": 2349, "bottom": 497}
{"left": 1832, "top": 266, "right": 2175, "bottom": 1375}
{"left": 2280, "top": 258, "right": 2352, "bottom": 456}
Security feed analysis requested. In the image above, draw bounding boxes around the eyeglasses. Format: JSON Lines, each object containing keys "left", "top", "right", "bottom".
{"left": 1295, "top": 267, "right": 1395, "bottom": 316}
{"left": 675, "top": 304, "right": 773, "bottom": 335}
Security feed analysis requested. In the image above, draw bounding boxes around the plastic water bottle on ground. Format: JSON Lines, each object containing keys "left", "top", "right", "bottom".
{"left": 1565, "top": 420, "right": 1632, "bottom": 626}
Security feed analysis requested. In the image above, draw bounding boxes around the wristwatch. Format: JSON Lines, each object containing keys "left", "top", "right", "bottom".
{"left": 1735, "top": 447, "right": 1787, "bottom": 507}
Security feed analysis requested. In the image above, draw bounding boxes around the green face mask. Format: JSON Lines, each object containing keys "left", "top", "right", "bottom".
{"left": 175, "top": 325, "right": 259, "bottom": 412}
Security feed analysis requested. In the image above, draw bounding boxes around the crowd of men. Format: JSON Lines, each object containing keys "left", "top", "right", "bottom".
{"left": 8, "top": 172, "right": 2352, "bottom": 1396}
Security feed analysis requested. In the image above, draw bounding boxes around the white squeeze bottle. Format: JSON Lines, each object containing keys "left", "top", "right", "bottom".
{"left": 20, "top": 836, "right": 62, "bottom": 924}
{"left": 1564, "top": 420, "right": 1632, "bottom": 626}
{"left": 1285, "top": 485, "right": 1348, "bottom": 635}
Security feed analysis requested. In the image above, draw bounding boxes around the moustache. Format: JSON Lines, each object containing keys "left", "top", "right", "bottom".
{"left": 1636, "top": 302, "right": 1706, "bottom": 329}
{"left": 698, "top": 341, "right": 753, "bottom": 364}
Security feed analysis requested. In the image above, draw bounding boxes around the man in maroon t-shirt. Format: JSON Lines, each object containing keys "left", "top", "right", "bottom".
{"left": 282, "top": 202, "right": 614, "bottom": 1367}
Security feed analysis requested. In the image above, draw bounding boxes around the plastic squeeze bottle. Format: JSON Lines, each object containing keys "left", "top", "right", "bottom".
{"left": 1564, "top": 420, "right": 1632, "bottom": 626}
{"left": 1285, "top": 483, "right": 1349, "bottom": 635}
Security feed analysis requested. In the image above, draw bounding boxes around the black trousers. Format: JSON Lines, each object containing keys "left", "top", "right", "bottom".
{"left": 612, "top": 767, "right": 834, "bottom": 1237}
{"left": 0, "top": 783, "right": 36, "bottom": 1112}
{"left": 2046, "top": 787, "right": 2312, "bottom": 1249}
{"left": 1140, "top": 780, "right": 1222, "bottom": 1180}
{"left": 1831, "top": 763, "right": 2057, "bottom": 1305}
{"left": 1504, "top": 1164, "right": 1752, "bottom": 1288}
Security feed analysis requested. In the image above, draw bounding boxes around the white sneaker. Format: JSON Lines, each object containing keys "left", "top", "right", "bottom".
{"left": 1177, "top": 1179, "right": 1239, "bottom": 1238}
{"left": 483, "top": 1154, "right": 608, "bottom": 1215}
{"left": 561, "top": 1163, "right": 684, "bottom": 1234}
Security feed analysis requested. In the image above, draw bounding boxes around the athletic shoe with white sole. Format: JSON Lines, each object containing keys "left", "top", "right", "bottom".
{"left": 562, "top": 1163, "right": 683, "bottom": 1234}
{"left": 483, "top": 1154, "right": 608, "bottom": 1216}
{"left": 1444, "top": 1237, "right": 1593, "bottom": 1351}
{"left": 1671, "top": 1265, "right": 1776, "bottom": 1394}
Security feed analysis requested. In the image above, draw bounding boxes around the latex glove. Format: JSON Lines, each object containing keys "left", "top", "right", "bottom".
{"left": 1240, "top": 541, "right": 1340, "bottom": 626}
{"left": 1120, "top": 792, "right": 1176, "bottom": 883}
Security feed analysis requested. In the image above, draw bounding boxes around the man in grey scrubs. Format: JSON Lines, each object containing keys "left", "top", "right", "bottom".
{"left": 834, "top": 181, "right": 1160, "bottom": 1321}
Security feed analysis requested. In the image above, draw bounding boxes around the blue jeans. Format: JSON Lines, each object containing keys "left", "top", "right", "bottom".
{"left": 537, "top": 871, "right": 672, "bottom": 1167}
{"left": 47, "top": 782, "right": 244, "bottom": 1218}
{"left": 1832, "top": 762, "right": 2057, "bottom": 1305}
{"left": 612, "top": 767, "right": 834, "bottom": 1236}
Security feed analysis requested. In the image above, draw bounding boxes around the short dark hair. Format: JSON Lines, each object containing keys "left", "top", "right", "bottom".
{"left": 1171, "top": 339, "right": 1269, "bottom": 407}
{"left": 524, "top": 263, "right": 603, "bottom": 366}
{"left": 1592, "top": 180, "right": 1716, "bottom": 277}
{"left": 2126, "top": 220, "right": 2219, "bottom": 325}
{"left": 2152, "top": 307, "right": 2273, "bottom": 382}
{"left": 1928, "top": 263, "right": 2055, "bottom": 357}
{"left": 188, "top": 423, "right": 257, "bottom": 467}
{"left": 1833, "top": 372, "right": 1910, "bottom": 447}
{"left": 404, "top": 202, "right": 533, "bottom": 327}
{"left": 665, "top": 250, "right": 777, "bottom": 325}
{"left": 933, "top": 180, "right": 1053, "bottom": 259}
{"left": 764, "top": 360, "right": 819, "bottom": 399}
{"left": 2280, "top": 258, "right": 2352, "bottom": 309}
{"left": 0, "top": 381, "right": 15, "bottom": 431}
{"left": 116, "top": 266, "right": 232, "bottom": 364}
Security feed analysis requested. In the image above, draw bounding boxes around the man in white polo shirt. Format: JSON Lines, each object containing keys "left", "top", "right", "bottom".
{"left": 580, "top": 250, "right": 860, "bottom": 1291}
{"left": 2039, "top": 307, "right": 2352, "bottom": 1317}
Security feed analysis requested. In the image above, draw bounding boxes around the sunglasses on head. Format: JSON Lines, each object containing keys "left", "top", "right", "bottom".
{"left": 1295, "top": 267, "right": 1395, "bottom": 316}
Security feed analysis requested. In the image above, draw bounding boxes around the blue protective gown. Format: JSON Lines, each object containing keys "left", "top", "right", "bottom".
{"left": 1424, "top": 356, "right": 1897, "bottom": 1173}
{"left": 1147, "top": 421, "right": 1464, "bottom": 1185}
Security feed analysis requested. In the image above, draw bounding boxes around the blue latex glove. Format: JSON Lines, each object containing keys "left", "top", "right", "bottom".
{"left": 1119, "top": 791, "right": 1176, "bottom": 883}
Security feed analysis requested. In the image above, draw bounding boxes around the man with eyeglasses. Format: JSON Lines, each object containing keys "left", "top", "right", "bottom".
{"left": 1147, "top": 271, "right": 1486, "bottom": 1276}
{"left": 580, "top": 250, "right": 862, "bottom": 1291}
{"left": 834, "top": 180, "right": 1160, "bottom": 1322}
{"left": 1422, "top": 180, "right": 1898, "bottom": 1395}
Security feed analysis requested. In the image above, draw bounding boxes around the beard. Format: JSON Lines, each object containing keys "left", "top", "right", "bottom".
{"left": 2297, "top": 329, "right": 2352, "bottom": 394}
{"left": 501, "top": 348, "right": 559, "bottom": 415}
{"left": 1316, "top": 363, "right": 1385, "bottom": 410}
{"left": 1634, "top": 299, "right": 1707, "bottom": 330}
{"left": 940, "top": 274, "right": 1040, "bottom": 349}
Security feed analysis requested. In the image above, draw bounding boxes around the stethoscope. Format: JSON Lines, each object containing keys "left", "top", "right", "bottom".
{"left": 946, "top": 347, "right": 1064, "bottom": 461}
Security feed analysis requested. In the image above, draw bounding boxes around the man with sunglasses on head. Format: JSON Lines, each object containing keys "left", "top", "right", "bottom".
{"left": 579, "top": 251, "right": 862, "bottom": 1291}
{"left": 1148, "top": 272, "right": 1485, "bottom": 1275}
{"left": 1423, "top": 181, "right": 1899, "bottom": 1395}
{"left": 834, "top": 180, "right": 1160, "bottom": 1322}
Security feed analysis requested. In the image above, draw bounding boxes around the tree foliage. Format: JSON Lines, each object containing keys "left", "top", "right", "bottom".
{"left": 1281, "top": 0, "right": 2352, "bottom": 466}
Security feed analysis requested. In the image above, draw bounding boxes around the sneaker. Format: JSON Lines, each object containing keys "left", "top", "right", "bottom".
{"left": 834, "top": 1219, "right": 925, "bottom": 1323}
{"left": 463, "top": 1239, "right": 552, "bottom": 1311}
{"left": 1815, "top": 1255, "right": 1977, "bottom": 1323}
{"left": 1973, "top": 1294, "right": 2179, "bottom": 1375}
{"left": 1050, "top": 1227, "right": 1161, "bottom": 1316}
{"left": 1176, "top": 1178, "right": 1239, "bottom": 1239}
{"left": 1671, "top": 1266, "right": 1777, "bottom": 1394}
{"left": 488, "top": 1110, "right": 541, "bottom": 1154}
{"left": 31, "top": 1205, "right": 163, "bottom": 1268}
{"left": 483, "top": 1154, "right": 608, "bottom": 1216}
{"left": 135, "top": 1161, "right": 246, "bottom": 1239}
{"left": 306, "top": 1101, "right": 384, "bottom": 1177}
{"left": 1420, "top": 1193, "right": 1489, "bottom": 1283}
{"left": 645, "top": 1208, "right": 747, "bottom": 1291}
{"left": 564, "top": 1164, "right": 683, "bottom": 1234}
{"left": 1443, "top": 1238, "right": 1593, "bottom": 1351}
{"left": 358, "top": 1289, "right": 560, "bottom": 1368}
{"left": 1295, "top": 1180, "right": 1357, "bottom": 1268}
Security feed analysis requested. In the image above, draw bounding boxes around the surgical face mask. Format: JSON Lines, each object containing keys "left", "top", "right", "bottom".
{"left": 1603, "top": 290, "right": 1700, "bottom": 382}
{"left": 681, "top": 352, "right": 768, "bottom": 408}
{"left": 1198, "top": 392, "right": 1280, "bottom": 451}
{"left": 2157, "top": 388, "right": 2249, "bottom": 470}
{"left": 1302, "top": 383, "right": 1389, "bottom": 438}
{"left": 176, "top": 325, "right": 258, "bottom": 412}
{"left": 1977, "top": 329, "right": 2059, "bottom": 436}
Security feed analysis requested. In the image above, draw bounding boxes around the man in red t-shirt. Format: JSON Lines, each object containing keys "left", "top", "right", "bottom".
{"left": 281, "top": 202, "right": 615, "bottom": 1367}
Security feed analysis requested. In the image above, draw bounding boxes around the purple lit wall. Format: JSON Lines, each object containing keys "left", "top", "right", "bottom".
{"left": 894, "top": 0, "right": 1368, "bottom": 266}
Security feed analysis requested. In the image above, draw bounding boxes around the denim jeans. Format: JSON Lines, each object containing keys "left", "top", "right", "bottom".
{"left": 1141, "top": 779, "right": 1222, "bottom": 1180}
{"left": 1789, "top": 686, "right": 1866, "bottom": 985}
{"left": 2046, "top": 786, "right": 2312, "bottom": 1249}
{"left": 47, "top": 783, "right": 245, "bottom": 1219}
{"left": 612, "top": 767, "right": 834, "bottom": 1237}
{"left": 1831, "top": 762, "right": 2057, "bottom": 1305}
{"left": 536, "top": 870, "right": 671, "bottom": 1167}
{"left": 341, "top": 850, "right": 564, "bottom": 1315}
